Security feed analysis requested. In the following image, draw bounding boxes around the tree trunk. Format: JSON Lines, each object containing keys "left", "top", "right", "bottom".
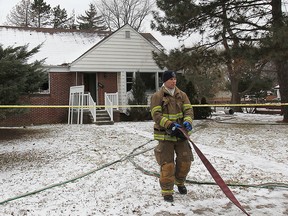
{"left": 271, "top": 0, "right": 288, "bottom": 122}
{"left": 230, "top": 75, "right": 242, "bottom": 112}
{"left": 275, "top": 61, "right": 288, "bottom": 122}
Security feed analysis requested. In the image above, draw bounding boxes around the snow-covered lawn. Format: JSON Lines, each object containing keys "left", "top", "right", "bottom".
{"left": 0, "top": 112, "right": 287, "bottom": 216}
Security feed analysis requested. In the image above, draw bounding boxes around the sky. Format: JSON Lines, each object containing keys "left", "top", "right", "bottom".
{"left": 0, "top": 0, "right": 89, "bottom": 24}
{"left": 0, "top": 111, "right": 287, "bottom": 215}
{"left": 0, "top": 0, "right": 198, "bottom": 51}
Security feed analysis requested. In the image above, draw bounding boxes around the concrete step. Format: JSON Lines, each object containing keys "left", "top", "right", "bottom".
{"left": 95, "top": 121, "right": 114, "bottom": 125}
{"left": 94, "top": 109, "right": 114, "bottom": 125}
{"left": 96, "top": 116, "right": 111, "bottom": 121}
{"left": 72, "top": 109, "right": 114, "bottom": 125}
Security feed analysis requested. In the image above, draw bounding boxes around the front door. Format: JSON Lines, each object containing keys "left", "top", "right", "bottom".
{"left": 83, "top": 73, "right": 97, "bottom": 102}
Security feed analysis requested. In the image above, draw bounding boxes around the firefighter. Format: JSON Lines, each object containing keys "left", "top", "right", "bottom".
{"left": 150, "top": 70, "right": 194, "bottom": 202}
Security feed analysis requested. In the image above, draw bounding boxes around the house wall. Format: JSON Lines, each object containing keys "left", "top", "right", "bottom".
{"left": 0, "top": 72, "right": 76, "bottom": 127}
{"left": 69, "top": 25, "right": 163, "bottom": 112}
{"left": 70, "top": 25, "right": 161, "bottom": 73}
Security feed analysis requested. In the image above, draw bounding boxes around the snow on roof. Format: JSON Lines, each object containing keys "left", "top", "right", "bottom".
{"left": 0, "top": 26, "right": 164, "bottom": 66}
{"left": 0, "top": 26, "right": 111, "bottom": 66}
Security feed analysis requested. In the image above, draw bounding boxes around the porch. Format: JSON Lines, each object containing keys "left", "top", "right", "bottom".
{"left": 68, "top": 85, "right": 120, "bottom": 125}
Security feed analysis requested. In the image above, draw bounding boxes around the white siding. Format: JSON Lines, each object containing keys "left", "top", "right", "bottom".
{"left": 70, "top": 25, "right": 161, "bottom": 72}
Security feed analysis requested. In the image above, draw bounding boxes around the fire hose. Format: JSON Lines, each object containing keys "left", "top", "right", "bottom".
{"left": 178, "top": 127, "right": 250, "bottom": 216}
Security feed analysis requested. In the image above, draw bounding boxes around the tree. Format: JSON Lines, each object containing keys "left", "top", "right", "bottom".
{"left": 0, "top": 44, "right": 46, "bottom": 119}
{"left": 238, "top": 74, "right": 274, "bottom": 102}
{"left": 96, "top": 0, "right": 155, "bottom": 31}
{"left": 176, "top": 75, "right": 212, "bottom": 119}
{"left": 152, "top": 0, "right": 288, "bottom": 121}
{"left": 6, "top": 0, "right": 33, "bottom": 27}
{"left": 77, "top": 3, "right": 107, "bottom": 30}
{"left": 30, "top": 0, "right": 51, "bottom": 28}
{"left": 51, "top": 5, "right": 72, "bottom": 29}
{"left": 269, "top": 1, "right": 288, "bottom": 121}
{"left": 152, "top": 47, "right": 226, "bottom": 99}
{"left": 127, "top": 72, "right": 150, "bottom": 121}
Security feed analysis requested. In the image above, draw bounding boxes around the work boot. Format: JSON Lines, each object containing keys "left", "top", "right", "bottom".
{"left": 164, "top": 195, "right": 174, "bottom": 202}
{"left": 177, "top": 185, "right": 187, "bottom": 194}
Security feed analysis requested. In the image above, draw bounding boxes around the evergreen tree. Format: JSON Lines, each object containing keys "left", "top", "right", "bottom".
{"left": 153, "top": 47, "right": 225, "bottom": 99}
{"left": 127, "top": 72, "right": 150, "bottom": 121}
{"left": 77, "top": 3, "right": 107, "bottom": 30}
{"left": 152, "top": 0, "right": 288, "bottom": 121}
{"left": 0, "top": 44, "right": 46, "bottom": 119}
{"left": 51, "top": 5, "right": 72, "bottom": 29}
{"left": 178, "top": 75, "right": 211, "bottom": 119}
{"left": 30, "top": 0, "right": 51, "bottom": 28}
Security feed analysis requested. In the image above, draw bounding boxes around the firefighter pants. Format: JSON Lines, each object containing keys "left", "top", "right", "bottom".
{"left": 154, "top": 139, "right": 193, "bottom": 195}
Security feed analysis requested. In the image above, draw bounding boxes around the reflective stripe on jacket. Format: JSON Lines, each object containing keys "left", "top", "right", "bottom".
{"left": 150, "top": 86, "right": 193, "bottom": 141}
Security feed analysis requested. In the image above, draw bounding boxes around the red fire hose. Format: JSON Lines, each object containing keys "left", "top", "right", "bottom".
{"left": 178, "top": 128, "right": 250, "bottom": 216}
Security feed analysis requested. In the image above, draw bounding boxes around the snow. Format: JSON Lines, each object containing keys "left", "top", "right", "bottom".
{"left": 0, "top": 112, "right": 287, "bottom": 216}
{"left": 0, "top": 27, "right": 107, "bottom": 65}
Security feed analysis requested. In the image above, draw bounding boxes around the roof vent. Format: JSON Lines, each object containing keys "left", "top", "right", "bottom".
{"left": 125, "top": 31, "right": 130, "bottom": 39}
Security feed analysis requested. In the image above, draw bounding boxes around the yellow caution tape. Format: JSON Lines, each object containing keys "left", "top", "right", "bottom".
{"left": 0, "top": 103, "right": 287, "bottom": 109}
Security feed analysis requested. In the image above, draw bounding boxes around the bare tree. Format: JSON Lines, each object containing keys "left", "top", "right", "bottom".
{"left": 95, "top": 0, "right": 155, "bottom": 31}
{"left": 6, "top": 0, "right": 33, "bottom": 27}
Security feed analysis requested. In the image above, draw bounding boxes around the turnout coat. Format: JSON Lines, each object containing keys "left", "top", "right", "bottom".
{"left": 150, "top": 86, "right": 193, "bottom": 141}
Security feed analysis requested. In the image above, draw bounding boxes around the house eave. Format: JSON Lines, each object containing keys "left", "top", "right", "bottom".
{"left": 45, "top": 65, "right": 70, "bottom": 72}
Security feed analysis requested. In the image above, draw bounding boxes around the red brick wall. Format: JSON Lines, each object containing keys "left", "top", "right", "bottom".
{"left": 97, "top": 72, "right": 117, "bottom": 105}
{"left": 0, "top": 72, "right": 77, "bottom": 126}
{"left": 0, "top": 72, "right": 119, "bottom": 126}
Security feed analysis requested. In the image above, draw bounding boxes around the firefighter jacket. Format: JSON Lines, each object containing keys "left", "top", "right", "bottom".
{"left": 150, "top": 86, "right": 193, "bottom": 141}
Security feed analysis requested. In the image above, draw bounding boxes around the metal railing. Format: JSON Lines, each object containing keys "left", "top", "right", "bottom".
{"left": 69, "top": 89, "right": 117, "bottom": 124}
{"left": 105, "top": 92, "right": 119, "bottom": 110}
{"left": 68, "top": 85, "right": 84, "bottom": 124}
{"left": 83, "top": 92, "right": 96, "bottom": 122}
{"left": 105, "top": 92, "right": 113, "bottom": 121}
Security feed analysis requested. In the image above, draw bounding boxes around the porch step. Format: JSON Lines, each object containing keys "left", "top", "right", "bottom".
{"left": 95, "top": 109, "right": 114, "bottom": 125}
{"left": 95, "top": 120, "right": 114, "bottom": 125}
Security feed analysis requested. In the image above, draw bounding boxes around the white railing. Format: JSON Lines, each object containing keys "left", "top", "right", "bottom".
{"left": 105, "top": 92, "right": 113, "bottom": 121}
{"left": 105, "top": 92, "right": 119, "bottom": 110}
{"left": 68, "top": 85, "right": 84, "bottom": 124}
{"left": 69, "top": 88, "right": 117, "bottom": 124}
{"left": 83, "top": 92, "right": 96, "bottom": 122}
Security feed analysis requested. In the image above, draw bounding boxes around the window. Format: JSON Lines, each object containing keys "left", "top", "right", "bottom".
{"left": 140, "top": 73, "right": 156, "bottom": 93}
{"left": 126, "top": 72, "right": 133, "bottom": 91}
{"left": 158, "top": 72, "right": 163, "bottom": 88}
{"left": 126, "top": 72, "right": 159, "bottom": 93}
{"left": 37, "top": 72, "right": 49, "bottom": 94}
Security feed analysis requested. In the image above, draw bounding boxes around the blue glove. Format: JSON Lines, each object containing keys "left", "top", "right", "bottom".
{"left": 183, "top": 121, "right": 192, "bottom": 131}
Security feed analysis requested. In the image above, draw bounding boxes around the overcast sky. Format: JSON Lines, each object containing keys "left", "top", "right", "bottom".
{"left": 0, "top": 0, "right": 92, "bottom": 25}
{"left": 0, "top": 0, "right": 200, "bottom": 50}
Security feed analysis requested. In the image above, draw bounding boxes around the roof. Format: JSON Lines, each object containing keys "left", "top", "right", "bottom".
{"left": 0, "top": 25, "right": 163, "bottom": 66}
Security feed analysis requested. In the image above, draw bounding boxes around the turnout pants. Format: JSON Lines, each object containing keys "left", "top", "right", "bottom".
{"left": 154, "top": 140, "right": 193, "bottom": 195}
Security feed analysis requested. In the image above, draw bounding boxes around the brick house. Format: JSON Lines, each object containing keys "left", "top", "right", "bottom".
{"left": 0, "top": 24, "right": 164, "bottom": 126}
